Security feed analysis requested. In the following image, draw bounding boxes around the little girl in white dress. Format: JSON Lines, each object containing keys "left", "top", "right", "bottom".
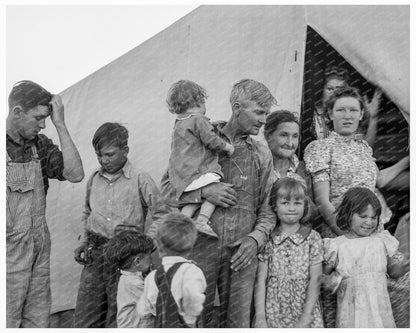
{"left": 322, "top": 187, "right": 409, "bottom": 328}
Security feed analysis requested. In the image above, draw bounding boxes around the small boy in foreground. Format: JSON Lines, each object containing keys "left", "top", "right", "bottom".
{"left": 138, "top": 213, "right": 207, "bottom": 328}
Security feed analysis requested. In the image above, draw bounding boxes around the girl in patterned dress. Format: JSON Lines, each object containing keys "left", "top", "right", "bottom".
{"left": 253, "top": 177, "right": 324, "bottom": 328}
{"left": 322, "top": 187, "right": 409, "bottom": 328}
{"left": 304, "top": 86, "right": 409, "bottom": 327}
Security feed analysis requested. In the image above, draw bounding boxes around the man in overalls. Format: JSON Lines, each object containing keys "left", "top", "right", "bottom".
{"left": 161, "top": 79, "right": 277, "bottom": 327}
{"left": 6, "top": 81, "right": 84, "bottom": 328}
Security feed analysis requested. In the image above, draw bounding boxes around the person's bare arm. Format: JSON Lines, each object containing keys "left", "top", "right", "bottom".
{"left": 377, "top": 156, "right": 409, "bottom": 189}
{"left": 253, "top": 261, "right": 268, "bottom": 328}
{"left": 313, "top": 181, "right": 344, "bottom": 236}
{"left": 50, "top": 95, "right": 84, "bottom": 182}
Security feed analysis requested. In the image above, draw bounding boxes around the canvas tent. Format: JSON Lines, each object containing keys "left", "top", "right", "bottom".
{"left": 40, "top": 5, "right": 409, "bottom": 313}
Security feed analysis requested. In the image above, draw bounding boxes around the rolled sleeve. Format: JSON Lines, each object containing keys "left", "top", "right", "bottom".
{"left": 38, "top": 134, "right": 66, "bottom": 180}
{"left": 304, "top": 140, "right": 331, "bottom": 184}
{"left": 309, "top": 230, "right": 324, "bottom": 266}
{"left": 138, "top": 170, "right": 172, "bottom": 239}
{"left": 79, "top": 172, "right": 96, "bottom": 244}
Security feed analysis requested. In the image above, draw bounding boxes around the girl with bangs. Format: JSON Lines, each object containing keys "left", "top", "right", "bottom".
{"left": 253, "top": 177, "right": 324, "bottom": 328}
{"left": 322, "top": 187, "right": 409, "bottom": 328}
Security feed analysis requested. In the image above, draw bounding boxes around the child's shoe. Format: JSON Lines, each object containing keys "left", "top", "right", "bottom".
{"left": 195, "top": 217, "right": 219, "bottom": 239}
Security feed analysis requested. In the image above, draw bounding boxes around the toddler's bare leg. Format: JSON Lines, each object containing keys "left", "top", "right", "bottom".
{"left": 181, "top": 203, "right": 200, "bottom": 218}
{"left": 196, "top": 200, "right": 218, "bottom": 238}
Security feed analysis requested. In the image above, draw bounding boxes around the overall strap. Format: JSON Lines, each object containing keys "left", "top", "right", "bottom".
{"left": 154, "top": 262, "right": 189, "bottom": 328}
{"left": 31, "top": 145, "right": 39, "bottom": 159}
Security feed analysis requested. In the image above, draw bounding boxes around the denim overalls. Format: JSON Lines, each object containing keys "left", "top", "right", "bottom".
{"left": 6, "top": 145, "right": 51, "bottom": 327}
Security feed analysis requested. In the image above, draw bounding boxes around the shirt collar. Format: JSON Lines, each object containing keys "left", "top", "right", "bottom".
{"left": 273, "top": 154, "right": 301, "bottom": 179}
{"left": 161, "top": 256, "right": 192, "bottom": 266}
{"left": 215, "top": 121, "right": 255, "bottom": 148}
{"left": 329, "top": 131, "right": 365, "bottom": 144}
{"left": 6, "top": 133, "right": 37, "bottom": 147}
{"left": 270, "top": 224, "right": 312, "bottom": 246}
{"left": 119, "top": 270, "right": 144, "bottom": 279}
{"left": 98, "top": 159, "right": 133, "bottom": 179}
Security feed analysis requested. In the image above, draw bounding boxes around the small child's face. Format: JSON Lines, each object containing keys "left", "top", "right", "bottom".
{"left": 275, "top": 196, "right": 304, "bottom": 225}
{"left": 134, "top": 253, "right": 152, "bottom": 273}
{"left": 350, "top": 204, "right": 378, "bottom": 237}
{"left": 197, "top": 102, "right": 206, "bottom": 115}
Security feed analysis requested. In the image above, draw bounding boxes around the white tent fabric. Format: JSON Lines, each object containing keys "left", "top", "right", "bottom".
{"left": 306, "top": 5, "right": 410, "bottom": 122}
{"left": 41, "top": 5, "right": 409, "bottom": 312}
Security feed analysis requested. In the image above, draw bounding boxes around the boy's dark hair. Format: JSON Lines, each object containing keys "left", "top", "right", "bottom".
{"left": 9, "top": 80, "right": 53, "bottom": 112}
{"left": 156, "top": 213, "right": 197, "bottom": 255}
{"left": 264, "top": 110, "right": 300, "bottom": 140}
{"left": 336, "top": 187, "right": 382, "bottom": 231}
{"left": 166, "top": 80, "right": 207, "bottom": 115}
{"left": 104, "top": 229, "right": 154, "bottom": 270}
{"left": 270, "top": 177, "right": 311, "bottom": 225}
{"left": 92, "top": 122, "right": 129, "bottom": 151}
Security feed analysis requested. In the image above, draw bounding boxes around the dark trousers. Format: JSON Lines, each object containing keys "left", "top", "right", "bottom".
{"left": 189, "top": 234, "right": 258, "bottom": 328}
{"left": 74, "top": 234, "right": 119, "bottom": 328}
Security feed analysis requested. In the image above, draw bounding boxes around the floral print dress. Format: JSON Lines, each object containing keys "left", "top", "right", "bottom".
{"left": 258, "top": 225, "right": 324, "bottom": 328}
{"left": 304, "top": 132, "right": 391, "bottom": 237}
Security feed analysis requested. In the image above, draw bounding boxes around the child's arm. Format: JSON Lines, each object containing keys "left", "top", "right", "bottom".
{"left": 387, "top": 251, "right": 410, "bottom": 279}
{"left": 195, "top": 116, "right": 234, "bottom": 154}
{"left": 295, "top": 262, "right": 322, "bottom": 328}
{"left": 253, "top": 261, "right": 268, "bottom": 328}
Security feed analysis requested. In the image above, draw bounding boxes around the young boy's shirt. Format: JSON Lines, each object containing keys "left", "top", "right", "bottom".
{"left": 117, "top": 270, "right": 145, "bottom": 328}
{"left": 137, "top": 256, "right": 207, "bottom": 328}
{"left": 79, "top": 159, "right": 170, "bottom": 243}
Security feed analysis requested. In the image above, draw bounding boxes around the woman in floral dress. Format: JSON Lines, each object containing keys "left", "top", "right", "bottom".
{"left": 303, "top": 86, "right": 409, "bottom": 327}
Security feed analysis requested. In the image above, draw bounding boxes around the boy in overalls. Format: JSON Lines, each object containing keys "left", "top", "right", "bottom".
{"left": 6, "top": 81, "right": 84, "bottom": 327}
{"left": 138, "top": 213, "right": 207, "bottom": 328}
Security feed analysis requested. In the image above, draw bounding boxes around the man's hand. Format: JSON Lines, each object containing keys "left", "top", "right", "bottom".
{"left": 201, "top": 182, "right": 237, "bottom": 208}
{"left": 74, "top": 242, "right": 89, "bottom": 265}
{"left": 49, "top": 95, "right": 66, "bottom": 126}
{"left": 229, "top": 236, "right": 258, "bottom": 271}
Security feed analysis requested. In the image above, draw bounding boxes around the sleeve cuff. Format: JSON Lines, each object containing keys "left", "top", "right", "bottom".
{"left": 247, "top": 232, "right": 263, "bottom": 251}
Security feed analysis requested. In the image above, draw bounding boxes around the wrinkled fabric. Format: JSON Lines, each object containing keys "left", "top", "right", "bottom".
{"left": 323, "top": 231, "right": 398, "bottom": 328}
{"left": 74, "top": 241, "right": 119, "bottom": 328}
{"left": 138, "top": 256, "right": 206, "bottom": 327}
{"left": 6, "top": 146, "right": 51, "bottom": 328}
{"left": 161, "top": 121, "right": 276, "bottom": 327}
{"left": 169, "top": 113, "right": 228, "bottom": 200}
{"left": 304, "top": 131, "right": 391, "bottom": 236}
{"left": 258, "top": 225, "right": 324, "bottom": 327}
{"left": 80, "top": 159, "right": 170, "bottom": 243}
{"left": 116, "top": 270, "right": 145, "bottom": 328}
{"left": 6, "top": 133, "right": 65, "bottom": 195}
